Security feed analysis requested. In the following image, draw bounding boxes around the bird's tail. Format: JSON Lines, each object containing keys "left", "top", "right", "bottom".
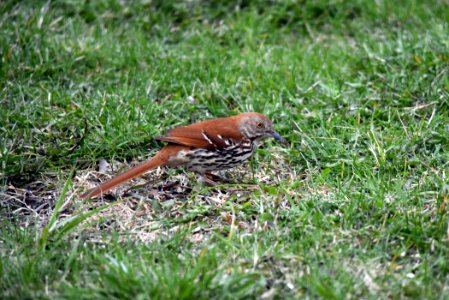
{"left": 80, "top": 145, "right": 183, "bottom": 199}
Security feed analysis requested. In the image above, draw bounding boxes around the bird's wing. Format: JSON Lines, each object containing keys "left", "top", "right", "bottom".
{"left": 156, "top": 117, "right": 245, "bottom": 149}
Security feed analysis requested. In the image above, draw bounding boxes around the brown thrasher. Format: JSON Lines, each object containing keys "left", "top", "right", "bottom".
{"left": 81, "top": 112, "right": 286, "bottom": 199}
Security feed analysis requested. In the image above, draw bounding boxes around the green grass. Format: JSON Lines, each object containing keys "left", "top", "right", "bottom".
{"left": 1, "top": 0, "right": 449, "bottom": 298}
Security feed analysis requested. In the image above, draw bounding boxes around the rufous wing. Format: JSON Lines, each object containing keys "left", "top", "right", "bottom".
{"left": 156, "top": 116, "right": 245, "bottom": 149}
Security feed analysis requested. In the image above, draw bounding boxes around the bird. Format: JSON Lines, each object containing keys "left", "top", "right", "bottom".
{"left": 80, "top": 112, "right": 286, "bottom": 199}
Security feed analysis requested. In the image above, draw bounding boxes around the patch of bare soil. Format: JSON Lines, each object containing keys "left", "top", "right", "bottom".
{"left": 1, "top": 153, "right": 298, "bottom": 243}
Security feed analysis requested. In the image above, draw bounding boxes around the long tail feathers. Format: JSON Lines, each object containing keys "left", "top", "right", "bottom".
{"left": 80, "top": 145, "right": 183, "bottom": 199}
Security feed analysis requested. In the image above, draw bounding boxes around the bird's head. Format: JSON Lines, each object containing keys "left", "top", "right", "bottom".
{"left": 237, "top": 112, "right": 287, "bottom": 145}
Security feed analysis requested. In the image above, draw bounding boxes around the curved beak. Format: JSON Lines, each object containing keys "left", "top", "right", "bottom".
{"left": 272, "top": 131, "right": 288, "bottom": 146}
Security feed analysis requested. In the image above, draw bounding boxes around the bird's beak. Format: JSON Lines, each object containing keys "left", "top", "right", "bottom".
{"left": 272, "top": 131, "right": 288, "bottom": 146}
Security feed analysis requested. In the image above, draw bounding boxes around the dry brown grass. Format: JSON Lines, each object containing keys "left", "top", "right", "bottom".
{"left": 2, "top": 152, "right": 296, "bottom": 244}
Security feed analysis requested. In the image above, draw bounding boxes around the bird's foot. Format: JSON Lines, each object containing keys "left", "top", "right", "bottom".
{"left": 203, "top": 172, "right": 234, "bottom": 184}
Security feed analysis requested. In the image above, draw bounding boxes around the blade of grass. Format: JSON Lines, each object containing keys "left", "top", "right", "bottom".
{"left": 38, "top": 170, "right": 74, "bottom": 251}
{"left": 52, "top": 199, "right": 125, "bottom": 241}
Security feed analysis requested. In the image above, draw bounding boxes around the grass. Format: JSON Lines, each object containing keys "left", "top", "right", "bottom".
{"left": 1, "top": 0, "right": 449, "bottom": 298}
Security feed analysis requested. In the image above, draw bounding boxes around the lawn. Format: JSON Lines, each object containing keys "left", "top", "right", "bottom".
{"left": 1, "top": 0, "right": 449, "bottom": 298}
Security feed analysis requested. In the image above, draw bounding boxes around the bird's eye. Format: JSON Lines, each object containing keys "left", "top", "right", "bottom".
{"left": 256, "top": 122, "right": 264, "bottom": 128}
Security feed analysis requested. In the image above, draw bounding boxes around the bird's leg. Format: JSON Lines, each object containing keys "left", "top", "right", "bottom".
{"left": 200, "top": 173, "right": 219, "bottom": 186}
{"left": 199, "top": 172, "right": 231, "bottom": 186}
{"left": 202, "top": 176, "right": 218, "bottom": 186}
{"left": 205, "top": 172, "right": 234, "bottom": 184}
